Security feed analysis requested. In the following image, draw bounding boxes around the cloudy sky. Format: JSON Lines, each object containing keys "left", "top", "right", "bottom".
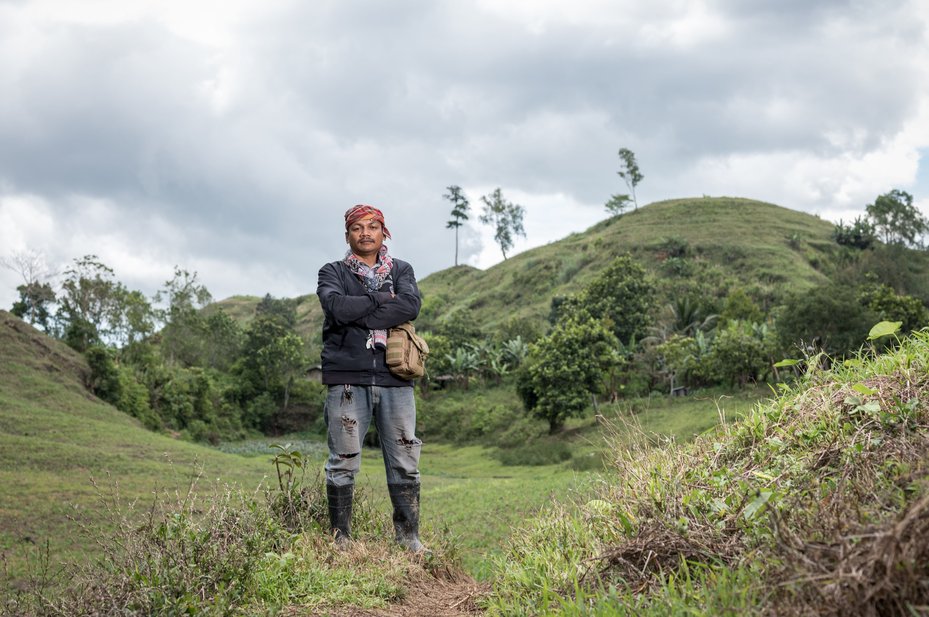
{"left": 2, "top": 0, "right": 928, "bottom": 310}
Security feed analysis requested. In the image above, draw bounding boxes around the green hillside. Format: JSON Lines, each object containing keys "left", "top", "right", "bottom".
{"left": 212, "top": 197, "right": 851, "bottom": 338}
{"left": 417, "top": 197, "right": 840, "bottom": 330}
{"left": 0, "top": 310, "right": 272, "bottom": 583}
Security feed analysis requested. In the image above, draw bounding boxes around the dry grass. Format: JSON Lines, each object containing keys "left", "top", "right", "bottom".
{"left": 582, "top": 332, "right": 929, "bottom": 614}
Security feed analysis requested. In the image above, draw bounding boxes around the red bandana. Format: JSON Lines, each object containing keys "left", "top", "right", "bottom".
{"left": 344, "top": 204, "right": 391, "bottom": 239}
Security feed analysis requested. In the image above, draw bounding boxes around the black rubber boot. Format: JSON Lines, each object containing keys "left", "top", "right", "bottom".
{"left": 387, "top": 483, "right": 427, "bottom": 553}
{"left": 326, "top": 483, "right": 353, "bottom": 547}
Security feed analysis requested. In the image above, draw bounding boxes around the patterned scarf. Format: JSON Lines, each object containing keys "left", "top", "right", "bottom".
{"left": 344, "top": 245, "right": 394, "bottom": 349}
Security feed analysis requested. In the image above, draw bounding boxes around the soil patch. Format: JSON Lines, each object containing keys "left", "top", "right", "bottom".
{"left": 317, "top": 570, "right": 488, "bottom": 617}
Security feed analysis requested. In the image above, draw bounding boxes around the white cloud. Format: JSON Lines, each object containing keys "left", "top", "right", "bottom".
{"left": 2, "top": 0, "right": 929, "bottom": 312}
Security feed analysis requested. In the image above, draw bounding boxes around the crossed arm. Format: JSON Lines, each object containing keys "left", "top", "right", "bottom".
{"left": 316, "top": 262, "right": 421, "bottom": 329}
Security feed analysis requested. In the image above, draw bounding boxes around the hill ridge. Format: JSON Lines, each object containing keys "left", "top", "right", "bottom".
{"left": 212, "top": 196, "right": 842, "bottom": 339}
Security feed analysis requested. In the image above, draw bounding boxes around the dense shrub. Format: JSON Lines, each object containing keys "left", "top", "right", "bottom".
{"left": 778, "top": 284, "right": 878, "bottom": 357}
{"left": 117, "top": 369, "right": 160, "bottom": 430}
{"left": 416, "top": 385, "right": 527, "bottom": 444}
{"left": 704, "top": 321, "right": 774, "bottom": 387}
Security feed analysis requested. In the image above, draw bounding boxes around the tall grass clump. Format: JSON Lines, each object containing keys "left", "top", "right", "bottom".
{"left": 486, "top": 328, "right": 929, "bottom": 616}
{"left": 2, "top": 451, "right": 463, "bottom": 616}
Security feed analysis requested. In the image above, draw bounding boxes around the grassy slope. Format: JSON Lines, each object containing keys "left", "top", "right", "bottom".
{"left": 486, "top": 330, "right": 929, "bottom": 615}
{"left": 0, "top": 310, "right": 596, "bottom": 591}
{"left": 418, "top": 197, "right": 838, "bottom": 330}
{"left": 211, "top": 197, "right": 841, "bottom": 337}
{"left": 0, "top": 311, "right": 272, "bottom": 583}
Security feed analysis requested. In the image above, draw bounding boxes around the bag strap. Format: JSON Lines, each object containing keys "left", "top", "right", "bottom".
{"left": 393, "top": 322, "right": 429, "bottom": 354}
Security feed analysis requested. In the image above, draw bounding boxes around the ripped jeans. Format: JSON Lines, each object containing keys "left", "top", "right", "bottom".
{"left": 324, "top": 384, "right": 422, "bottom": 488}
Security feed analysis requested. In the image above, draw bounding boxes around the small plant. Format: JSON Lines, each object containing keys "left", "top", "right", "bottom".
{"left": 270, "top": 442, "right": 323, "bottom": 532}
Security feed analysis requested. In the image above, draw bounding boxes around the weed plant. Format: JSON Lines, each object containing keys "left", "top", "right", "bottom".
{"left": 485, "top": 328, "right": 929, "bottom": 616}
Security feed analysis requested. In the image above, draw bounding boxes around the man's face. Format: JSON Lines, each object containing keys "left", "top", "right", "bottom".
{"left": 345, "top": 217, "right": 385, "bottom": 260}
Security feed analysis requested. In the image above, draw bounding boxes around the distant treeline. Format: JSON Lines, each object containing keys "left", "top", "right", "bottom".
{"left": 7, "top": 255, "right": 321, "bottom": 443}
{"left": 4, "top": 189, "right": 929, "bottom": 443}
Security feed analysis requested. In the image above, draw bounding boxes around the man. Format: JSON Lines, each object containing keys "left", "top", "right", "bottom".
{"left": 316, "top": 204, "right": 426, "bottom": 552}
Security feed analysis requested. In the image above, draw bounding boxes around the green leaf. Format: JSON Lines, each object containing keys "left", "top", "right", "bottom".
{"left": 852, "top": 383, "right": 878, "bottom": 396}
{"left": 743, "top": 490, "right": 773, "bottom": 520}
{"left": 614, "top": 508, "right": 636, "bottom": 535}
{"left": 773, "top": 358, "right": 799, "bottom": 368}
{"left": 867, "top": 321, "right": 902, "bottom": 341}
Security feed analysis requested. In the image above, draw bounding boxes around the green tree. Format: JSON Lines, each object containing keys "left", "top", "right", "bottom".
{"left": 570, "top": 254, "right": 657, "bottom": 345}
{"left": 56, "top": 255, "right": 122, "bottom": 351}
{"left": 11, "top": 282, "right": 56, "bottom": 332}
{"left": 778, "top": 284, "right": 878, "bottom": 357}
{"left": 705, "top": 321, "right": 772, "bottom": 387}
{"left": 155, "top": 267, "right": 212, "bottom": 366}
{"left": 517, "top": 315, "right": 619, "bottom": 434}
{"left": 647, "top": 296, "right": 718, "bottom": 343}
{"left": 866, "top": 189, "right": 928, "bottom": 248}
{"left": 85, "top": 344, "right": 123, "bottom": 403}
{"left": 604, "top": 193, "right": 632, "bottom": 216}
{"left": 110, "top": 288, "right": 156, "bottom": 348}
{"left": 654, "top": 334, "right": 702, "bottom": 390}
{"left": 720, "top": 288, "right": 764, "bottom": 325}
{"left": 238, "top": 316, "right": 307, "bottom": 424}
{"left": 445, "top": 347, "right": 481, "bottom": 389}
{"left": 615, "top": 148, "right": 643, "bottom": 211}
{"left": 444, "top": 185, "right": 471, "bottom": 267}
{"left": 2, "top": 249, "right": 56, "bottom": 330}
{"left": 202, "top": 310, "right": 244, "bottom": 371}
{"left": 479, "top": 188, "right": 526, "bottom": 260}
{"left": 257, "top": 330, "right": 305, "bottom": 410}
{"left": 858, "top": 282, "right": 928, "bottom": 334}
{"left": 256, "top": 294, "right": 298, "bottom": 329}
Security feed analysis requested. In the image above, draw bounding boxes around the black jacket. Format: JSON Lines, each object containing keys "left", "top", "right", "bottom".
{"left": 316, "top": 258, "right": 421, "bottom": 386}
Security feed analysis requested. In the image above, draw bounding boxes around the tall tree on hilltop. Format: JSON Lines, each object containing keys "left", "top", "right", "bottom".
{"left": 2, "top": 249, "right": 56, "bottom": 331}
{"left": 56, "top": 255, "right": 122, "bottom": 351}
{"left": 866, "top": 189, "right": 928, "bottom": 248}
{"left": 605, "top": 148, "right": 643, "bottom": 214}
{"left": 444, "top": 185, "right": 470, "bottom": 266}
{"left": 479, "top": 187, "right": 526, "bottom": 260}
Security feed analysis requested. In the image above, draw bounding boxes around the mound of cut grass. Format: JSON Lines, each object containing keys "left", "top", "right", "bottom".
{"left": 486, "top": 329, "right": 929, "bottom": 616}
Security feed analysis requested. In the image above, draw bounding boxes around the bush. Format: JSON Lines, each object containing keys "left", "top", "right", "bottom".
{"left": 705, "top": 321, "right": 773, "bottom": 387}
{"left": 85, "top": 345, "right": 122, "bottom": 404}
{"left": 416, "top": 385, "right": 525, "bottom": 444}
{"left": 117, "top": 369, "right": 160, "bottom": 430}
{"left": 778, "top": 284, "right": 878, "bottom": 357}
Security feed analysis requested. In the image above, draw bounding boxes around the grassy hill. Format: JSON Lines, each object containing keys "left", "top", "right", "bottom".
{"left": 485, "top": 328, "right": 929, "bottom": 615}
{"left": 211, "top": 197, "right": 854, "bottom": 338}
{"left": 417, "top": 196, "right": 841, "bottom": 330}
{"left": 0, "top": 310, "right": 273, "bottom": 584}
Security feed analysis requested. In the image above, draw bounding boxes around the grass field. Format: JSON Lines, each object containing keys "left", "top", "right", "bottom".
{"left": 0, "top": 309, "right": 588, "bottom": 588}
{"left": 0, "top": 309, "right": 763, "bottom": 601}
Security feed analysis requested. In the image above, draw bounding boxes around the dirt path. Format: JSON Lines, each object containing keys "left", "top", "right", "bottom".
{"left": 301, "top": 569, "right": 488, "bottom": 617}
